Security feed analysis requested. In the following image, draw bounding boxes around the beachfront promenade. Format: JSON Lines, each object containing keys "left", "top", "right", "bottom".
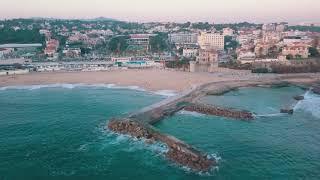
{"left": 107, "top": 74, "right": 320, "bottom": 172}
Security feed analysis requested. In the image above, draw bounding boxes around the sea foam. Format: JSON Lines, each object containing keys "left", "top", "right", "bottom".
{"left": 153, "top": 90, "right": 178, "bottom": 97}
{"left": 178, "top": 110, "right": 205, "bottom": 117}
{"left": 0, "top": 83, "right": 179, "bottom": 97}
{"left": 294, "top": 91, "right": 320, "bottom": 118}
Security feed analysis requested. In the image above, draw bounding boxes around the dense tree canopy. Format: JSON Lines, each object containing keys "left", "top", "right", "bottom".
{"left": 108, "top": 36, "right": 129, "bottom": 53}
{"left": 0, "top": 29, "right": 45, "bottom": 44}
{"left": 149, "top": 33, "right": 168, "bottom": 52}
{"left": 289, "top": 26, "right": 320, "bottom": 32}
{"left": 309, "top": 47, "right": 320, "bottom": 57}
{"left": 224, "top": 36, "right": 239, "bottom": 50}
{"left": 191, "top": 22, "right": 212, "bottom": 30}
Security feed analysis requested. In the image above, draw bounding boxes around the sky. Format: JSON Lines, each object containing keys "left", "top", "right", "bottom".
{"left": 0, "top": 0, "right": 319, "bottom": 24}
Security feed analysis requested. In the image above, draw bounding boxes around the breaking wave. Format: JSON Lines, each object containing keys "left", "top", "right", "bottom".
{"left": 0, "top": 83, "right": 179, "bottom": 97}
{"left": 255, "top": 113, "right": 285, "bottom": 118}
{"left": 178, "top": 153, "right": 221, "bottom": 177}
{"left": 178, "top": 110, "right": 204, "bottom": 117}
{"left": 153, "top": 90, "right": 178, "bottom": 97}
{"left": 0, "top": 83, "right": 146, "bottom": 91}
{"left": 294, "top": 91, "right": 320, "bottom": 118}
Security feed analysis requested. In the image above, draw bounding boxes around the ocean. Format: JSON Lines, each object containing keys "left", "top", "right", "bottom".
{"left": 0, "top": 84, "right": 319, "bottom": 179}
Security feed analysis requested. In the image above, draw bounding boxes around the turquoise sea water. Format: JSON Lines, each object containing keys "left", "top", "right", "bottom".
{"left": 0, "top": 84, "right": 319, "bottom": 179}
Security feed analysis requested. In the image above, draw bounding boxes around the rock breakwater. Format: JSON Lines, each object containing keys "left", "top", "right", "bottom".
{"left": 107, "top": 119, "right": 215, "bottom": 171}
{"left": 184, "top": 103, "right": 254, "bottom": 120}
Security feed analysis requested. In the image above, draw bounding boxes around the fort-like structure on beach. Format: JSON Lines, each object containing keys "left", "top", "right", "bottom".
{"left": 107, "top": 75, "right": 320, "bottom": 172}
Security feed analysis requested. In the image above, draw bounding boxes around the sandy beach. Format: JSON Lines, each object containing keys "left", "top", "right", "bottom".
{"left": 0, "top": 68, "right": 319, "bottom": 92}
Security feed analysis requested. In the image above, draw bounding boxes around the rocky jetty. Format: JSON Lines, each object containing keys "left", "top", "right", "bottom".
{"left": 107, "top": 79, "right": 319, "bottom": 172}
{"left": 108, "top": 119, "right": 155, "bottom": 139}
{"left": 108, "top": 119, "right": 215, "bottom": 171}
{"left": 184, "top": 103, "right": 254, "bottom": 120}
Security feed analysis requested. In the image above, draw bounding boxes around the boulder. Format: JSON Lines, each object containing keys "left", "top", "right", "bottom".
{"left": 293, "top": 95, "right": 304, "bottom": 101}
{"left": 312, "top": 86, "right": 320, "bottom": 95}
{"left": 280, "top": 108, "right": 294, "bottom": 114}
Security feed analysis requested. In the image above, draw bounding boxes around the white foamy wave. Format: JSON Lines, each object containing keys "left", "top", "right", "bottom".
{"left": 178, "top": 153, "right": 220, "bottom": 177}
{"left": 0, "top": 83, "right": 89, "bottom": 90}
{"left": 294, "top": 91, "right": 320, "bottom": 118}
{"left": 0, "top": 83, "right": 148, "bottom": 92}
{"left": 178, "top": 110, "right": 204, "bottom": 117}
{"left": 153, "top": 90, "right": 178, "bottom": 97}
{"left": 255, "top": 113, "right": 285, "bottom": 118}
{"left": 102, "top": 130, "right": 169, "bottom": 154}
{"left": 78, "top": 143, "right": 90, "bottom": 151}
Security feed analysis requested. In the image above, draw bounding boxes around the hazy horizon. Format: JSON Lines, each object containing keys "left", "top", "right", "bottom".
{"left": 0, "top": 0, "right": 319, "bottom": 24}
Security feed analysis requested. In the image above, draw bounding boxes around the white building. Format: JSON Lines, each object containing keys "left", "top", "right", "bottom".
{"left": 168, "top": 33, "right": 198, "bottom": 44}
{"left": 238, "top": 51, "right": 256, "bottom": 61}
{"left": 0, "top": 48, "right": 14, "bottom": 59}
{"left": 198, "top": 32, "right": 224, "bottom": 50}
{"left": 283, "top": 37, "right": 302, "bottom": 45}
{"left": 262, "top": 23, "right": 276, "bottom": 32}
{"left": 223, "top": 28, "right": 234, "bottom": 36}
{"left": 183, "top": 48, "right": 198, "bottom": 58}
{"left": 62, "top": 48, "right": 81, "bottom": 58}
{"left": 128, "top": 34, "right": 156, "bottom": 51}
{"left": 111, "top": 57, "right": 132, "bottom": 63}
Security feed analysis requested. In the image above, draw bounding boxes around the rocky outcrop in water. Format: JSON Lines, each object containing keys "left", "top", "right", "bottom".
{"left": 184, "top": 103, "right": 254, "bottom": 120}
{"left": 293, "top": 95, "right": 304, "bottom": 101}
{"left": 312, "top": 85, "right": 320, "bottom": 95}
{"left": 280, "top": 108, "right": 294, "bottom": 114}
{"left": 107, "top": 119, "right": 215, "bottom": 171}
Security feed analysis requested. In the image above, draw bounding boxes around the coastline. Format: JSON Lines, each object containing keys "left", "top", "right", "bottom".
{"left": 1, "top": 68, "right": 319, "bottom": 93}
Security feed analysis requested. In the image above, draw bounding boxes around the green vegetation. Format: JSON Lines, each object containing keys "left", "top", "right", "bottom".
{"left": 309, "top": 47, "right": 320, "bottom": 57}
{"left": 289, "top": 26, "right": 320, "bottom": 32}
{"left": 149, "top": 33, "right": 168, "bottom": 52}
{"left": 214, "top": 22, "right": 259, "bottom": 31}
{"left": 0, "top": 29, "right": 45, "bottom": 44}
{"left": 108, "top": 36, "right": 129, "bottom": 53}
{"left": 252, "top": 68, "right": 270, "bottom": 73}
{"left": 191, "top": 22, "right": 212, "bottom": 30}
{"left": 224, "top": 36, "right": 239, "bottom": 50}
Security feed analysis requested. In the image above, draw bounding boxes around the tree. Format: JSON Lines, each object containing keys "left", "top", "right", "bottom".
{"left": 180, "top": 22, "right": 191, "bottom": 28}
{"left": 108, "top": 36, "right": 129, "bottom": 53}
{"left": 309, "top": 47, "right": 320, "bottom": 57}
{"left": 0, "top": 28, "right": 45, "bottom": 44}
{"left": 286, "top": 54, "right": 293, "bottom": 60}
{"left": 178, "top": 47, "right": 183, "bottom": 55}
{"left": 149, "top": 33, "right": 168, "bottom": 53}
{"left": 224, "top": 36, "right": 239, "bottom": 50}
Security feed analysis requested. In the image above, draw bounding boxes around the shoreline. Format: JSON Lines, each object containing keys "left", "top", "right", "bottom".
{"left": 0, "top": 69, "right": 319, "bottom": 93}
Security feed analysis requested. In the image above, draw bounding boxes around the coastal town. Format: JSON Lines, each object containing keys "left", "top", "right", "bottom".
{"left": 0, "top": 19, "right": 320, "bottom": 75}
{"left": 2, "top": 0, "right": 320, "bottom": 178}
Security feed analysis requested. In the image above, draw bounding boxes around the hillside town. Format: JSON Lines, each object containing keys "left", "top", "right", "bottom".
{"left": 0, "top": 19, "right": 320, "bottom": 75}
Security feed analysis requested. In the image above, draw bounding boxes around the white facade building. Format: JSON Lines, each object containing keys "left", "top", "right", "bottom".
{"left": 198, "top": 32, "right": 225, "bottom": 50}
{"left": 223, "top": 28, "right": 234, "bottom": 36}
{"left": 183, "top": 48, "right": 198, "bottom": 58}
{"left": 168, "top": 33, "right": 198, "bottom": 44}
